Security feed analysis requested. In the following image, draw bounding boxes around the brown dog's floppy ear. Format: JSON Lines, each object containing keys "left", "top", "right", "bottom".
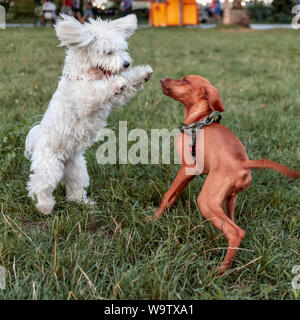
{"left": 206, "top": 85, "right": 224, "bottom": 112}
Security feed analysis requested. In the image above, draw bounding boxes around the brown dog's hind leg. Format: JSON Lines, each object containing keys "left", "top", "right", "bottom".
{"left": 224, "top": 194, "right": 237, "bottom": 221}
{"left": 197, "top": 175, "right": 245, "bottom": 273}
{"left": 153, "top": 167, "right": 195, "bottom": 219}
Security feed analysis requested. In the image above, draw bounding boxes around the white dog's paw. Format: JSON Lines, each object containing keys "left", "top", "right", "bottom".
{"left": 66, "top": 190, "right": 96, "bottom": 206}
{"left": 142, "top": 65, "right": 153, "bottom": 83}
{"left": 67, "top": 196, "right": 96, "bottom": 206}
{"left": 36, "top": 201, "right": 55, "bottom": 215}
{"left": 86, "top": 198, "right": 96, "bottom": 206}
{"left": 111, "top": 76, "right": 127, "bottom": 96}
{"left": 132, "top": 65, "right": 153, "bottom": 88}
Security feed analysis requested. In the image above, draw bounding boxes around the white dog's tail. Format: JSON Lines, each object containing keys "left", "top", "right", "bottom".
{"left": 24, "top": 124, "right": 40, "bottom": 160}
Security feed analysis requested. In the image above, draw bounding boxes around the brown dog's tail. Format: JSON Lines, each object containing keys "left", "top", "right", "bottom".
{"left": 243, "top": 159, "right": 300, "bottom": 179}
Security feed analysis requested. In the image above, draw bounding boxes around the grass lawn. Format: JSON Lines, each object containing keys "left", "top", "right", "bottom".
{"left": 0, "top": 26, "right": 299, "bottom": 300}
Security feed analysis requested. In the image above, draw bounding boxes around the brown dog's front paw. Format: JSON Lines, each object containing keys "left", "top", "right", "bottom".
{"left": 216, "top": 264, "right": 227, "bottom": 275}
{"left": 213, "top": 261, "right": 232, "bottom": 276}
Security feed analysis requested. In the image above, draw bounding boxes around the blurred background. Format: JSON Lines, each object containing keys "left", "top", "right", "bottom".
{"left": 1, "top": 0, "right": 299, "bottom": 27}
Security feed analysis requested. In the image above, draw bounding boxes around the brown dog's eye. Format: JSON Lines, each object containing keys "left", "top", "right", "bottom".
{"left": 182, "top": 78, "right": 189, "bottom": 84}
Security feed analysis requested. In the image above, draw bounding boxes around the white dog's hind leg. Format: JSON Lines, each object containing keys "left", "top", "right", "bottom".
{"left": 24, "top": 124, "right": 40, "bottom": 160}
{"left": 64, "top": 153, "right": 93, "bottom": 204}
{"left": 27, "top": 153, "right": 65, "bottom": 215}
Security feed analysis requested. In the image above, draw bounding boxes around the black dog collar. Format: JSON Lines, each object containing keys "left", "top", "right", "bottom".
{"left": 179, "top": 111, "right": 222, "bottom": 158}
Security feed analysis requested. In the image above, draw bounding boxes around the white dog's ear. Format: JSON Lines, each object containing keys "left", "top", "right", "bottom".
{"left": 111, "top": 14, "right": 137, "bottom": 38}
{"left": 55, "top": 14, "right": 94, "bottom": 47}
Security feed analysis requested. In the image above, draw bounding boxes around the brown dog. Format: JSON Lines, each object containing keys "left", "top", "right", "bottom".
{"left": 150, "top": 75, "right": 300, "bottom": 273}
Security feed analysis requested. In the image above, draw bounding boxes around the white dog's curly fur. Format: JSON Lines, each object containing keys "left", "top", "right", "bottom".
{"left": 25, "top": 14, "right": 153, "bottom": 215}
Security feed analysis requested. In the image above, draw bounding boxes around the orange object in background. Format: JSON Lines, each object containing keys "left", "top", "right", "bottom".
{"left": 166, "top": 0, "right": 180, "bottom": 26}
{"left": 182, "top": 0, "right": 198, "bottom": 25}
{"left": 149, "top": 0, "right": 198, "bottom": 27}
{"left": 150, "top": 3, "right": 167, "bottom": 27}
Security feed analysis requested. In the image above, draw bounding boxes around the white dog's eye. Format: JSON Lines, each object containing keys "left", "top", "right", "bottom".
{"left": 106, "top": 50, "right": 114, "bottom": 55}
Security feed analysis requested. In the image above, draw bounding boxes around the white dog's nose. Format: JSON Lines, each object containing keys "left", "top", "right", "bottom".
{"left": 123, "top": 61, "right": 130, "bottom": 69}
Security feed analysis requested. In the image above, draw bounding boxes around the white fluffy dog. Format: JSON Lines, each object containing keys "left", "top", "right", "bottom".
{"left": 25, "top": 14, "right": 153, "bottom": 215}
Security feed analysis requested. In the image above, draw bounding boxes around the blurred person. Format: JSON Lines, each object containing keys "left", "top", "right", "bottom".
{"left": 34, "top": 1, "right": 43, "bottom": 26}
{"left": 71, "top": 0, "right": 82, "bottom": 21}
{"left": 121, "top": 0, "right": 133, "bottom": 17}
{"left": 211, "top": 0, "right": 221, "bottom": 23}
{"left": 41, "top": 0, "right": 57, "bottom": 27}
{"left": 61, "top": 0, "right": 73, "bottom": 15}
{"left": 81, "top": 0, "right": 94, "bottom": 23}
{"left": 210, "top": 0, "right": 216, "bottom": 12}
